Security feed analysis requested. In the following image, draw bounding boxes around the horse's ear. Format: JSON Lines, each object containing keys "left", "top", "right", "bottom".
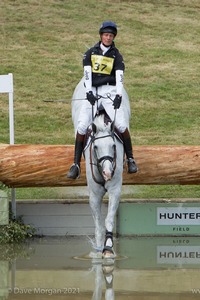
{"left": 92, "top": 123, "right": 97, "bottom": 133}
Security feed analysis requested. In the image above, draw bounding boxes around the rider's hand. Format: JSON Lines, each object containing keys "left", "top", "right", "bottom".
{"left": 86, "top": 91, "right": 97, "bottom": 106}
{"left": 113, "top": 94, "right": 122, "bottom": 109}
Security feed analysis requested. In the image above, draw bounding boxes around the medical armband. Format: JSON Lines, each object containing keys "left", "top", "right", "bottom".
{"left": 84, "top": 65, "right": 92, "bottom": 92}
{"left": 116, "top": 70, "right": 124, "bottom": 95}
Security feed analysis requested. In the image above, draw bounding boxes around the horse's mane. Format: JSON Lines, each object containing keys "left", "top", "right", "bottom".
{"left": 93, "top": 114, "right": 111, "bottom": 133}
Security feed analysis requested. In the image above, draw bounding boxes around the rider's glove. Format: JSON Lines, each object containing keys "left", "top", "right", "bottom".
{"left": 113, "top": 94, "right": 122, "bottom": 109}
{"left": 86, "top": 91, "right": 97, "bottom": 106}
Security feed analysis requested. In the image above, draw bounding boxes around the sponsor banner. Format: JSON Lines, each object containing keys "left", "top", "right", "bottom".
{"left": 157, "top": 207, "right": 200, "bottom": 225}
{"left": 157, "top": 246, "right": 200, "bottom": 264}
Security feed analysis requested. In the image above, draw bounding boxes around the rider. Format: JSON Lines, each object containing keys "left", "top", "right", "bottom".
{"left": 67, "top": 21, "right": 138, "bottom": 179}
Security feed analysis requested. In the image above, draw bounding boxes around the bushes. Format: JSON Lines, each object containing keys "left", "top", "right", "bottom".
{"left": 0, "top": 183, "right": 35, "bottom": 243}
{"left": 0, "top": 216, "right": 35, "bottom": 244}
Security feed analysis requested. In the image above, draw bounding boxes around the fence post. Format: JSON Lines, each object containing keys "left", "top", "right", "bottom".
{"left": 0, "top": 73, "right": 16, "bottom": 217}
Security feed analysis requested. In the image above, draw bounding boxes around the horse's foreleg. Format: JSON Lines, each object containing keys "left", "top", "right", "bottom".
{"left": 89, "top": 193, "right": 104, "bottom": 251}
{"left": 91, "top": 264, "right": 103, "bottom": 300}
{"left": 103, "top": 191, "right": 121, "bottom": 257}
{"left": 105, "top": 193, "right": 120, "bottom": 233}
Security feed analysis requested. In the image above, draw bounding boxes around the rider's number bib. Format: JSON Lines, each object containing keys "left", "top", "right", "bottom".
{"left": 91, "top": 55, "right": 114, "bottom": 75}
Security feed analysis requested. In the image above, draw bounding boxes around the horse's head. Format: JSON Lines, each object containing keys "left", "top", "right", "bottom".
{"left": 91, "top": 115, "right": 116, "bottom": 182}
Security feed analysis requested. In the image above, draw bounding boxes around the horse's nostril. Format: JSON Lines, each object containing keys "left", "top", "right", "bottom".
{"left": 102, "top": 170, "right": 112, "bottom": 181}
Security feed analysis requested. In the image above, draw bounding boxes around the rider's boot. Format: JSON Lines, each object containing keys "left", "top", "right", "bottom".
{"left": 67, "top": 132, "right": 85, "bottom": 179}
{"left": 121, "top": 128, "right": 138, "bottom": 173}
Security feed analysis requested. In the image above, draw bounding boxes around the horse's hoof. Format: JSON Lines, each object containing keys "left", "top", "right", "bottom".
{"left": 102, "top": 265, "right": 114, "bottom": 274}
{"left": 103, "top": 251, "right": 115, "bottom": 259}
{"left": 102, "top": 246, "right": 116, "bottom": 259}
{"left": 102, "top": 254, "right": 115, "bottom": 266}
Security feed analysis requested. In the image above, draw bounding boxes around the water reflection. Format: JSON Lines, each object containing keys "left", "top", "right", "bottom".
{"left": 1, "top": 237, "right": 200, "bottom": 299}
{"left": 91, "top": 263, "right": 115, "bottom": 300}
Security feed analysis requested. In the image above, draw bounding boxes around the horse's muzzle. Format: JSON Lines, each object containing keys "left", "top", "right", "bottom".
{"left": 102, "top": 169, "right": 112, "bottom": 181}
{"left": 99, "top": 156, "right": 115, "bottom": 182}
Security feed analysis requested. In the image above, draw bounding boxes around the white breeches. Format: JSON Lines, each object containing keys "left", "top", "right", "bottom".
{"left": 77, "top": 85, "right": 127, "bottom": 135}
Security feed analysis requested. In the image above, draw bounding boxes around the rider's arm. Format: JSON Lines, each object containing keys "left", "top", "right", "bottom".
{"left": 84, "top": 65, "right": 92, "bottom": 93}
{"left": 116, "top": 69, "right": 124, "bottom": 96}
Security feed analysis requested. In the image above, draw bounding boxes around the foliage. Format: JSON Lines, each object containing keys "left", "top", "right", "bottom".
{"left": 0, "top": 185, "right": 35, "bottom": 243}
{"left": 0, "top": 216, "right": 35, "bottom": 244}
{"left": 0, "top": 242, "right": 35, "bottom": 262}
{"left": 0, "top": 182, "right": 7, "bottom": 192}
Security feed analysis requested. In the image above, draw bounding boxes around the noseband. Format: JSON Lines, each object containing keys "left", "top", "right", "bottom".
{"left": 90, "top": 134, "right": 116, "bottom": 185}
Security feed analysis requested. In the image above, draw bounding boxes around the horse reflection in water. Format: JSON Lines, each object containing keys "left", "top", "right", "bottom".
{"left": 91, "top": 263, "right": 115, "bottom": 300}
{"left": 72, "top": 78, "right": 130, "bottom": 258}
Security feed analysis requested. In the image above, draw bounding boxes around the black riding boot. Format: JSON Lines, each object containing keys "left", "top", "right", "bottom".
{"left": 67, "top": 132, "right": 85, "bottom": 179}
{"left": 121, "top": 128, "right": 138, "bottom": 173}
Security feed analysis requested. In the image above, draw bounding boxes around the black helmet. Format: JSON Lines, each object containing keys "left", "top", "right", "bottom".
{"left": 99, "top": 21, "right": 117, "bottom": 36}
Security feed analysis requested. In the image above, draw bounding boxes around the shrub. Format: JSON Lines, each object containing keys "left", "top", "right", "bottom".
{"left": 0, "top": 183, "right": 35, "bottom": 243}
{"left": 0, "top": 216, "right": 35, "bottom": 244}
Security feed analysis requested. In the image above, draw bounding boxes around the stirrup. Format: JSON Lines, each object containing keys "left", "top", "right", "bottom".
{"left": 67, "top": 163, "right": 80, "bottom": 179}
{"left": 127, "top": 158, "right": 138, "bottom": 173}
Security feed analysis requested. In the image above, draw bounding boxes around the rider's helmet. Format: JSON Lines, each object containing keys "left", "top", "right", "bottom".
{"left": 99, "top": 21, "right": 117, "bottom": 36}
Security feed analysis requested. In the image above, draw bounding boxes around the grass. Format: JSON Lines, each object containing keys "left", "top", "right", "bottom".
{"left": 0, "top": 0, "right": 199, "bottom": 199}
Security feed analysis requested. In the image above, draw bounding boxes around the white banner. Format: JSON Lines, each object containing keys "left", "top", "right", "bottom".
{"left": 157, "top": 207, "right": 200, "bottom": 225}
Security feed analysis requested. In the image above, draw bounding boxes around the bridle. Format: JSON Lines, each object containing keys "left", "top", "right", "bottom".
{"left": 89, "top": 133, "right": 117, "bottom": 186}
{"left": 89, "top": 92, "right": 117, "bottom": 185}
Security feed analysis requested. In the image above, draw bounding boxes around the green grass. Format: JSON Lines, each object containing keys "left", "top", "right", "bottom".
{"left": 16, "top": 185, "right": 200, "bottom": 200}
{"left": 0, "top": 0, "right": 199, "bottom": 199}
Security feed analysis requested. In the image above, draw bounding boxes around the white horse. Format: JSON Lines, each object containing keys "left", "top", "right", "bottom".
{"left": 72, "top": 78, "right": 130, "bottom": 258}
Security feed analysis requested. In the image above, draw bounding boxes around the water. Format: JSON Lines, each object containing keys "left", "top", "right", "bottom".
{"left": 1, "top": 236, "right": 200, "bottom": 299}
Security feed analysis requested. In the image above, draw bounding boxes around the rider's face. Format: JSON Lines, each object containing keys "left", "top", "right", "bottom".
{"left": 101, "top": 33, "right": 115, "bottom": 46}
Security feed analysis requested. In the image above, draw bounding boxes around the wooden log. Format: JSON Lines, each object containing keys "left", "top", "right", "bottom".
{"left": 0, "top": 144, "right": 199, "bottom": 187}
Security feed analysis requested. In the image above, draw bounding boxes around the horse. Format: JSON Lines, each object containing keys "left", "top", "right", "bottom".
{"left": 71, "top": 78, "right": 131, "bottom": 258}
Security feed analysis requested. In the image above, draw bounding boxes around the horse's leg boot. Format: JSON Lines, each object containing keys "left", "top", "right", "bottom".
{"left": 67, "top": 133, "right": 85, "bottom": 179}
{"left": 102, "top": 231, "right": 114, "bottom": 255}
{"left": 121, "top": 128, "right": 138, "bottom": 173}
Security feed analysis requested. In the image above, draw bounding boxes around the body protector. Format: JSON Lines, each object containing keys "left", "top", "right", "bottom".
{"left": 77, "top": 42, "right": 126, "bottom": 135}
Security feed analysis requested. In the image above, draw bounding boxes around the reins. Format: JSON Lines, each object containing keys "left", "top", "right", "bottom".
{"left": 89, "top": 93, "right": 117, "bottom": 185}
{"left": 89, "top": 132, "right": 117, "bottom": 186}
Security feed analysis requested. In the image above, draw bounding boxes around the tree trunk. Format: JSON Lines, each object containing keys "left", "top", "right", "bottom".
{"left": 0, "top": 144, "right": 199, "bottom": 187}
